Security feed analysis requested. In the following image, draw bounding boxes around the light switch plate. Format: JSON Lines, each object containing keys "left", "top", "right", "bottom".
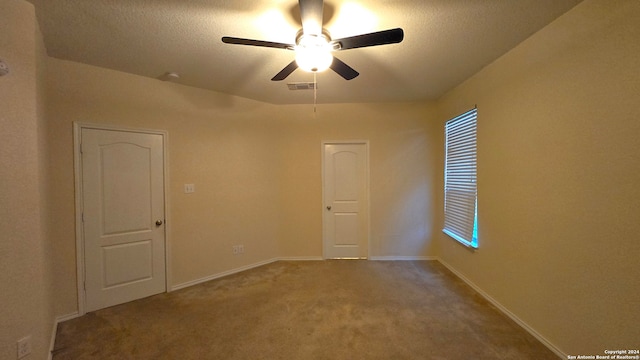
{"left": 184, "top": 184, "right": 195, "bottom": 193}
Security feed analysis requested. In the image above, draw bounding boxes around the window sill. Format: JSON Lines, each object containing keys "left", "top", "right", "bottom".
{"left": 443, "top": 229, "right": 478, "bottom": 249}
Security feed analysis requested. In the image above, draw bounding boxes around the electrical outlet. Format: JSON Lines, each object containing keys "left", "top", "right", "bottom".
{"left": 232, "top": 245, "right": 244, "bottom": 255}
{"left": 17, "top": 336, "right": 31, "bottom": 359}
{"left": 184, "top": 184, "right": 195, "bottom": 193}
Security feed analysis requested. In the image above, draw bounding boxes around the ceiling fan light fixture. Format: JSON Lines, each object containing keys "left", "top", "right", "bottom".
{"left": 222, "top": 0, "right": 404, "bottom": 81}
{"left": 295, "top": 34, "right": 333, "bottom": 73}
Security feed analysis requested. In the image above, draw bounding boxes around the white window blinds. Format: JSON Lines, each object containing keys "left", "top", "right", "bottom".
{"left": 443, "top": 108, "right": 478, "bottom": 248}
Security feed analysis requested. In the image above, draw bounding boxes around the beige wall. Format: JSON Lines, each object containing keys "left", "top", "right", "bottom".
{"left": 46, "top": 58, "right": 440, "bottom": 316}
{"left": 46, "top": 59, "right": 283, "bottom": 309}
{"left": 437, "top": 0, "right": 640, "bottom": 355}
{"left": 276, "top": 103, "right": 440, "bottom": 258}
{"left": 0, "top": 0, "right": 54, "bottom": 359}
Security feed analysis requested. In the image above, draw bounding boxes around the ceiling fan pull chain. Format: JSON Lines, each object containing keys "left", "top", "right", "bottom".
{"left": 314, "top": 72, "right": 317, "bottom": 114}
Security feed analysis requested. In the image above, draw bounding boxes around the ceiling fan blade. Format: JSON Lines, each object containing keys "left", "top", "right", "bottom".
{"left": 299, "top": 0, "right": 323, "bottom": 35}
{"left": 332, "top": 28, "right": 404, "bottom": 51}
{"left": 222, "top": 36, "right": 294, "bottom": 50}
{"left": 271, "top": 60, "right": 299, "bottom": 81}
{"left": 330, "top": 57, "right": 359, "bottom": 80}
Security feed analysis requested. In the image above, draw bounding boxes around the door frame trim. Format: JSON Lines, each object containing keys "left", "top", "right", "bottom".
{"left": 73, "top": 122, "right": 171, "bottom": 315}
{"left": 321, "top": 140, "right": 371, "bottom": 259}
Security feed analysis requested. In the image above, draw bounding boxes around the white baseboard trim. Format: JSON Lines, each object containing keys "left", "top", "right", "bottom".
{"left": 56, "top": 312, "right": 81, "bottom": 323}
{"left": 48, "top": 319, "right": 57, "bottom": 360}
{"left": 171, "top": 258, "right": 280, "bottom": 291}
{"left": 278, "top": 256, "right": 324, "bottom": 261}
{"left": 170, "top": 257, "right": 324, "bottom": 291}
{"left": 49, "top": 312, "right": 80, "bottom": 360}
{"left": 370, "top": 256, "right": 437, "bottom": 261}
{"left": 435, "top": 258, "right": 565, "bottom": 359}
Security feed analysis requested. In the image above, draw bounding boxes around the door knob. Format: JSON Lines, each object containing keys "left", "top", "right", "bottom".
{"left": 326, "top": 206, "right": 332, "bottom": 211}
{"left": 155, "top": 220, "right": 163, "bottom": 226}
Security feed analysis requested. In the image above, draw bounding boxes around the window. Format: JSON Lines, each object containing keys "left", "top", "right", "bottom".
{"left": 443, "top": 108, "right": 478, "bottom": 248}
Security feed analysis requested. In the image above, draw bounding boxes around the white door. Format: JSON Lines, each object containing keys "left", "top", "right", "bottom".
{"left": 323, "top": 142, "right": 369, "bottom": 258}
{"left": 81, "top": 128, "right": 166, "bottom": 312}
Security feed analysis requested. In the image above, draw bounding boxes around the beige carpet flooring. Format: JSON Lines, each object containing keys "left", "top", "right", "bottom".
{"left": 52, "top": 260, "right": 558, "bottom": 359}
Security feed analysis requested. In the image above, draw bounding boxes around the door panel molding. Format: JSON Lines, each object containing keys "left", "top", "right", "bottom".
{"left": 322, "top": 140, "right": 370, "bottom": 259}
{"left": 73, "top": 122, "right": 171, "bottom": 315}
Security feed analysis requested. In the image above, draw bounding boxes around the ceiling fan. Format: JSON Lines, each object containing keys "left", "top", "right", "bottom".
{"left": 221, "top": 0, "right": 404, "bottom": 81}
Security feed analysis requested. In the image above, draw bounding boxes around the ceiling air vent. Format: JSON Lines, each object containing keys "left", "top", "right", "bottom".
{"left": 287, "top": 82, "right": 317, "bottom": 90}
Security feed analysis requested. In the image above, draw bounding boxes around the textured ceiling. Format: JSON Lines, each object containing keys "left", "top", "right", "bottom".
{"left": 28, "top": 0, "right": 582, "bottom": 104}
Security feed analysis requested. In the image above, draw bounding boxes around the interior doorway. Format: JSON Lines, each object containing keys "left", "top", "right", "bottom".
{"left": 74, "top": 123, "right": 169, "bottom": 313}
{"left": 322, "top": 141, "right": 370, "bottom": 259}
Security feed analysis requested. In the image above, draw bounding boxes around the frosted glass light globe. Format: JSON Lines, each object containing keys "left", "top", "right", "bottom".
{"left": 295, "top": 35, "right": 333, "bottom": 72}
